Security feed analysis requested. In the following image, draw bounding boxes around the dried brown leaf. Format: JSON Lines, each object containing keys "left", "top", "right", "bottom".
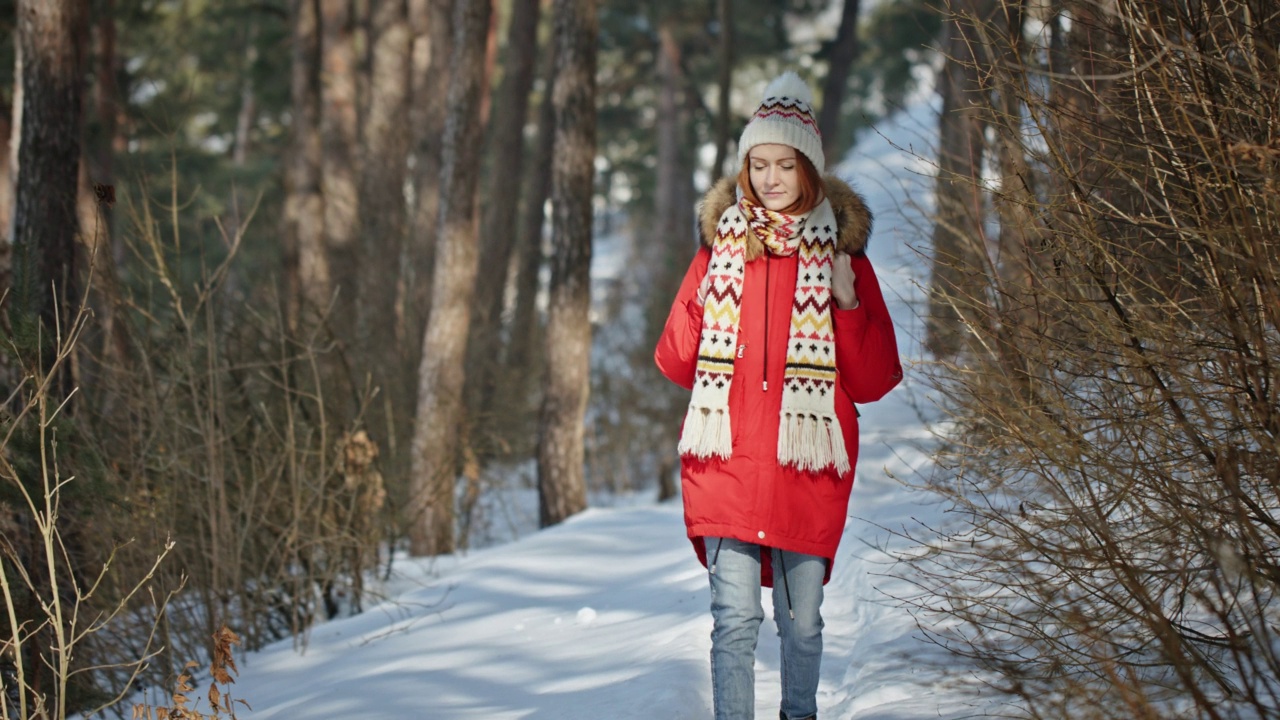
{"left": 211, "top": 626, "right": 241, "bottom": 684}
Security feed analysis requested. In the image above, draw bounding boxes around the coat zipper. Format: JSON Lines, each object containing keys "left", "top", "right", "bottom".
{"left": 762, "top": 255, "right": 770, "bottom": 392}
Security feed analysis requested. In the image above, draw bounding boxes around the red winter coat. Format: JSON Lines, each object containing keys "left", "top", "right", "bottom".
{"left": 654, "top": 176, "right": 902, "bottom": 586}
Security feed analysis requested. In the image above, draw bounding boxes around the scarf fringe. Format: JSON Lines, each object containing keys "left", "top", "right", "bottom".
{"left": 777, "top": 412, "right": 851, "bottom": 476}
{"left": 678, "top": 405, "right": 734, "bottom": 461}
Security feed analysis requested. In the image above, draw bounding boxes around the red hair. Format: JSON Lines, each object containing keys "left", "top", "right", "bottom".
{"left": 737, "top": 150, "right": 824, "bottom": 215}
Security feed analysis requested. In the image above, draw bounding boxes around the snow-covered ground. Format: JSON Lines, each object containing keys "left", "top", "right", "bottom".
{"left": 145, "top": 102, "right": 980, "bottom": 720}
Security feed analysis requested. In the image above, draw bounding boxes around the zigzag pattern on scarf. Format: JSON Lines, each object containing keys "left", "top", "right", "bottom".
{"left": 680, "top": 195, "right": 850, "bottom": 475}
{"left": 785, "top": 223, "right": 838, "bottom": 392}
{"left": 742, "top": 201, "right": 801, "bottom": 255}
{"left": 778, "top": 202, "right": 848, "bottom": 474}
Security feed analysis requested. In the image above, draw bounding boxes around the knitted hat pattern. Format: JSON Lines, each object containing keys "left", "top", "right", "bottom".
{"left": 736, "top": 71, "right": 825, "bottom": 175}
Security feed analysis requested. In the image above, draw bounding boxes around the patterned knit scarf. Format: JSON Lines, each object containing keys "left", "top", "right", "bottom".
{"left": 679, "top": 195, "right": 851, "bottom": 475}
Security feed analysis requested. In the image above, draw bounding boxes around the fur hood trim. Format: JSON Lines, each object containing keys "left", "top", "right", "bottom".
{"left": 697, "top": 176, "right": 873, "bottom": 262}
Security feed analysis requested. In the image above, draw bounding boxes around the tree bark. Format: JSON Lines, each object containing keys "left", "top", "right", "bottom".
{"left": 358, "top": 0, "right": 413, "bottom": 474}
{"left": 408, "top": 0, "right": 493, "bottom": 557}
{"left": 284, "top": 0, "right": 326, "bottom": 331}
{"left": 48, "top": 0, "right": 132, "bottom": 479}
{"left": 319, "top": 0, "right": 361, "bottom": 335}
{"left": 91, "top": 0, "right": 116, "bottom": 219}
{"left": 83, "top": 0, "right": 134, "bottom": 377}
{"left": 537, "top": 0, "right": 596, "bottom": 528}
{"left": 655, "top": 23, "right": 683, "bottom": 242}
{"left": 479, "top": 0, "right": 499, "bottom": 127}
{"left": 0, "top": 97, "right": 12, "bottom": 291}
{"left": 646, "top": 21, "right": 696, "bottom": 504}
{"left": 817, "top": 0, "right": 861, "bottom": 166}
{"left": 10, "top": 0, "right": 88, "bottom": 391}
{"left": 927, "top": 0, "right": 991, "bottom": 359}
{"left": 710, "top": 0, "right": 733, "bottom": 183}
{"left": 223, "top": 20, "right": 258, "bottom": 321}
{"left": 466, "top": 0, "right": 542, "bottom": 438}
{"left": 990, "top": 0, "right": 1037, "bottom": 298}
{"left": 504, "top": 36, "right": 557, "bottom": 375}
{"left": 651, "top": 21, "right": 695, "bottom": 333}
{"left": 396, "top": 0, "right": 451, "bottom": 535}
{"left": 232, "top": 23, "right": 259, "bottom": 168}
{"left": 403, "top": 0, "right": 454, "bottom": 359}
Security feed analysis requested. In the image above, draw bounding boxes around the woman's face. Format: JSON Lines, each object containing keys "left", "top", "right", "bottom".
{"left": 748, "top": 144, "right": 800, "bottom": 212}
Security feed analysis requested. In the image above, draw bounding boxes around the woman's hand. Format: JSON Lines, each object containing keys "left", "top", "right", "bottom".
{"left": 697, "top": 269, "right": 712, "bottom": 306}
{"left": 832, "top": 252, "right": 859, "bottom": 310}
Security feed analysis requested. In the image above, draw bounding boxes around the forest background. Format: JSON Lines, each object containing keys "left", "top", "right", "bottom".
{"left": 0, "top": 0, "right": 1277, "bottom": 718}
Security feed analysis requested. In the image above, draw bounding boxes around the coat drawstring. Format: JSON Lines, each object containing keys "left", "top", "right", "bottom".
{"left": 777, "top": 550, "right": 795, "bottom": 620}
{"left": 709, "top": 540, "right": 795, "bottom": 620}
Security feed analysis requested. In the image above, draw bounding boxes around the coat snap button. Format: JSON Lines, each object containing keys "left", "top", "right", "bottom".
{"left": 757, "top": 531, "right": 766, "bottom": 539}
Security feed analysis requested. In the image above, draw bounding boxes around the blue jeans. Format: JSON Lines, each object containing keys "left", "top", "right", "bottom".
{"left": 707, "top": 536, "right": 825, "bottom": 720}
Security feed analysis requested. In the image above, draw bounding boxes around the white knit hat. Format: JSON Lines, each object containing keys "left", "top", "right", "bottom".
{"left": 737, "top": 71, "right": 825, "bottom": 175}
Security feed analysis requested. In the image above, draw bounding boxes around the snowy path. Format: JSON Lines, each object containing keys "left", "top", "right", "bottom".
{"left": 182, "top": 103, "right": 972, "bottom": 720}
{"left": 217, "top": 392, "right": 958, "bottom": 719}
{"left": 229, "top": 506, "right": 712, "bottom": 719}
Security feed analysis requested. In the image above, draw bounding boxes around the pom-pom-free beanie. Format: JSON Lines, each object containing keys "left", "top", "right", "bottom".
{"left": 737, "top": 71, "right": 825, "bottom": 175}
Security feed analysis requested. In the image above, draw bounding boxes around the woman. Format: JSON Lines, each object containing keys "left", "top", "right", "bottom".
{"left": 653, "top": 72, "right": 902, "bottom": 720}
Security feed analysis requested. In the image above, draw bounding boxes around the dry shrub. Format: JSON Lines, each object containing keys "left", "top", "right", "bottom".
{"left": 0, "top": 294, "right": 176, "bottom": 719}
{"left": 132, "top": 626, "right": 248, "bottom": 720}
{"left": 81, "top": 180, "right": 389, "bottom": 671}
{"left": 909, "top": 1, "right": 1280, "bottom": 717}
{"left": 0, "top": 170, "right": 390, "bottom": 715}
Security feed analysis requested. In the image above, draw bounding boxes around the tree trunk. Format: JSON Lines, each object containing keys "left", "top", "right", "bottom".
{"left": 0, "top": 97, "right": 12, "bottom": 290}
{"left": 655, "top": 23, "right": 683, "bottom": 241}
{"left": 926, "top": 0, "right": 991, "bottom": 358}
{"left": 408, "top": 0, "right": 493, "bottom": 557}
{"left": 403, "top": 0, "right": 453, "bottom": 362}
{"left": 83, "top": 0, "right": 133, "bottom": 376}
{"left": 650, "top": 21, "right": 694, "bottom": 331}
{"left": 657, "top": 457, "right": 676, "bottom": 503}
{"left": 466, "top": 0, "right": 542, "bottom": 444}
{"left": 537, "top": 0, "right": 596, "bottom": 528}
{"left": 981, "top": 0, "right": 1045, "bottom": 393}
{"left": 10, "top": 0, "right": 88, "bottom": 391}
{"left": 648, "top": 21, "right": 695, "bottom": 506}
{"left": 319, "top": 0, "right": 361, "bottom": 336}
{"left": 990, "top": 0, "right": 1037, "bottom": 299}
{"left": 479, "top": 1, "right": 499, "bottom": 127}
{"left": 232, "top": 24, "right": 259, "bottom": 168}
{"left": 284, "top": 0, "right": 326, "bottom": 331}
{"left": 394, "top": 0, "right": 451, "bottom": 538}
{"left": 222, "top": 21, "right": 258, "bottom": 319}
{"left": 504, "top": 36, "right": 557, "bottom": 376}
{"left": 817, "top": 0, "right": 861, "bottom": 166}
{"left": 358, "top": 0, "right": 413, "bottom": 477}
{"left": 91, "top": 0, "right": 116, "bottom": 220}
{"left": 710, "top": 0, "right": 733, "bottom": 183}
